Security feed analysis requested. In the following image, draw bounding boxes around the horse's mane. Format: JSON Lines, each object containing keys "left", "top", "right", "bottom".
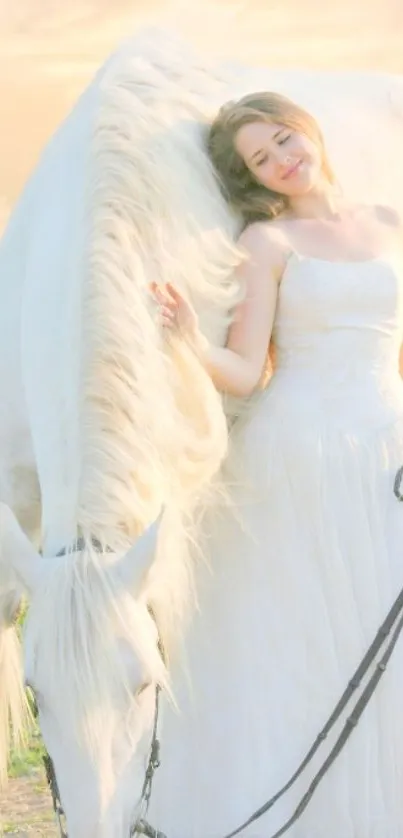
{"left": 77, "top": 31, "right": 243, "bottom": 549}
{"left": 0, "top": 32, "right": 244, "bottom": 788}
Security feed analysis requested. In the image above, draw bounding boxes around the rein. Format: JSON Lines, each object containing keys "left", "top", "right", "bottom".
{"left": 222, "top": 580, "right": 403, "bottom": 838}
{"left": 36, "top": 468, "right": 403, "bottom": 837}
{"left": 37, "top": 537, "right": 166, "bottom": 838}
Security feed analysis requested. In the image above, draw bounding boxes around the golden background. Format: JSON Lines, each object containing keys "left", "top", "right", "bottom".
{"left": 0, "top": 0, "right": 401, "bottom": 223}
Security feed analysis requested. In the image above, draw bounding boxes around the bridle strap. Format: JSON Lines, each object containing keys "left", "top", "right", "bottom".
{"left": 35, "top": 530, "right": 164, "bottom": 838}
{"left": 56, "top": 536, "right": 113, "bottom": 557}
{"left": 29, "top": 692, "right": 68, "bottom": 838}
{"left": 32, "top": 682, "right": 163, "bottom": 838}
{"left": 130, "top": 612, "right": 168, "bottom": 837}
{"left": 130, "top": 684, "right": 166, "bottom": 838}
{"left": 222, "top": 592, "right": 403, "bottom": 838}
{"left": 135, "top": 823, "right": 167, "bottom": 837}
{"left": 43, "top": 752, "right": 68, "bottom": 838}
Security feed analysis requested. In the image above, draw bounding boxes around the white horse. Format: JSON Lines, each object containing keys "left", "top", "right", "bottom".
{"left": 0, "top": 28, "right": 403, "bottom": 838}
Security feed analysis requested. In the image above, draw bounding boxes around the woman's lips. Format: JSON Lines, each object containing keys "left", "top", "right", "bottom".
{"left": 282, "top": 160, "right": 302, "bottom": 179}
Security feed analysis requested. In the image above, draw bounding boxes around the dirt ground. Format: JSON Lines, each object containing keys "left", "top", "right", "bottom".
{"left": 0, "top": 771, "right": 58, "bottom": 837}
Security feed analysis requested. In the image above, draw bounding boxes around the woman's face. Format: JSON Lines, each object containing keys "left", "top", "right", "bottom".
{"left": 234, "top": 119, "right": 324, "bottom": 196}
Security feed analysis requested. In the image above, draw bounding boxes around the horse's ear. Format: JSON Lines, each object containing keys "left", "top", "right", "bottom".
{"left": 115, "top": 511, "right": 162, "bottom": 592}
{"left": 0, "top": 504, "right": 44, "bottom": 594}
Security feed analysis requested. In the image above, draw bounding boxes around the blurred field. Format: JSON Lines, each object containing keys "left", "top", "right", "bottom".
{"left": 0, "top": 0, "right": 402, "bottom": 222}
{"left": 0, "top": 738, "right": 56, "bottom": 837}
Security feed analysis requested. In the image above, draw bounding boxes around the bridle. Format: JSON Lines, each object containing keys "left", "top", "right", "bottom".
{"left": 28, "top": 536, "right": 167, "bottom": 838}
{"left": 30, "top": 466, "right": 403, "bottom": 838}
{"left": 30, "top": 682, "right": 165, "bottom": 838}
{"left": 130, "top": 683, "right": 166, "bottom": 838}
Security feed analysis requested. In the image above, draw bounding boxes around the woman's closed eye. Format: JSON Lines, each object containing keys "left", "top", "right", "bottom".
{"left": 254, "top": 135, "right": 292, "bottom": 166}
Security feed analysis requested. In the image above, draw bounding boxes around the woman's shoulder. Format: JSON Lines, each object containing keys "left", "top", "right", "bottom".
{"left": 356, "top": 201, "right": 402, "bottom": 229}
{"left": 238, "top": 222, "right": 290, "bottom": 282}
{"left": 238, "top": 220, "right": 290, "bottom": 264}
{"left": 361, "top": 203, "right": 403, "bottom": 253}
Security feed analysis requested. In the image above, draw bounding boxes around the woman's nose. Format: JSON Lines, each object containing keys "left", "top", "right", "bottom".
{"left": 276, "top": 152, "right": 293, "bottom": 172}
{"left": 271, "top": 145, "right": 291, "bottom": 165}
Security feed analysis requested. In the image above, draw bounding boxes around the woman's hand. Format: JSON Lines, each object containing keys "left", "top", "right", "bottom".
{"left": 150, "top": 282, "right": 199, "bottom": 338}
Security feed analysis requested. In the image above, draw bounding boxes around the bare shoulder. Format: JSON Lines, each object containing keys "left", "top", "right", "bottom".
{"left": 239, "top": 220, "right": 288, "bottom": 252}
{"left": 238, "top": 221, "right": 289, "bottom": 278}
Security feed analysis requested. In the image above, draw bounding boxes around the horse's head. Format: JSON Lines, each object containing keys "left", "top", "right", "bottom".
{"left": 0, "top": 503, "right": 166, "bottom": 838}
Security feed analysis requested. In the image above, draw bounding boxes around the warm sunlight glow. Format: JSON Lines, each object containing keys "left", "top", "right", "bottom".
{"left": 0, "top": 0, "right": 400, "bottom": 220}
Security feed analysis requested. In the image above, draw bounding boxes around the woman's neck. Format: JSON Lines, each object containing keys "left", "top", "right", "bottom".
{"left": 287, "top": 181, "right": 345, "bottom": 222}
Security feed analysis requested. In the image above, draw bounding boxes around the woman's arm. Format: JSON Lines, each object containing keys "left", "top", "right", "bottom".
{"left": 199, "top": 225, "right": 284, "bottom": 397}
{"left": 152, "top": 223, "right": 285, "bottom": 398}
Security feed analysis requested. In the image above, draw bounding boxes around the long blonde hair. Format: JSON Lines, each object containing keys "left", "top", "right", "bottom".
{"left": 207, "top": 91, "right": 335, "bottom": 224}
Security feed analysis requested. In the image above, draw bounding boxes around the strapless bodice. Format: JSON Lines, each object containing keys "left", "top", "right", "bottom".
{"left": 267, "top": 250, "right": 403, "bottom": 430}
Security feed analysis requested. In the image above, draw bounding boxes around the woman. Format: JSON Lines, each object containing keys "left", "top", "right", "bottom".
{"left": 151, "top": 92, "right": 403, "bottom": 836}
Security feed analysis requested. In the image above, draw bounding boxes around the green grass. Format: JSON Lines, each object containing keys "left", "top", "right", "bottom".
{"left": 8, "top": 729, "right": 45, "bottom": 778}
{"left": 1, "top": 608, "right": 55, "bottom": 834}
{"left": 15, "top": 601, "right": 28, "bottom": 629}
{"left": 6, "top": 602, "right": 45, "bottom": 778}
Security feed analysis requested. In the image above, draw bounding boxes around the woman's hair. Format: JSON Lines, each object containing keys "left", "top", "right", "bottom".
{"left": 207, "top": 91, "right": 335, "bottom": 224}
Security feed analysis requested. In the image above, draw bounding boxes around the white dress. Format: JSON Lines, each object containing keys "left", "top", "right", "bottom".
{"left": 150, "top": 249, "right": 403, "bottom": 838}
